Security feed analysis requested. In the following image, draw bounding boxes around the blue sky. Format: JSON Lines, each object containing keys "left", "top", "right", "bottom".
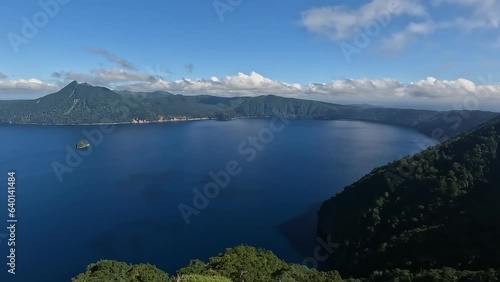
{"left": 2, "top": 0, "right": 500, "bottom": 109}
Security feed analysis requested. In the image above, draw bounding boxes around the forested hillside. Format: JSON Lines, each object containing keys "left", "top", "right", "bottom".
{"left": 318, "top": 115, "right": 500, "bottom": 277}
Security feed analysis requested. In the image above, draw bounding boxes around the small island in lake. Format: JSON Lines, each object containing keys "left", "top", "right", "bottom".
{"left": 76, "top": 140, "right": 90, "bottom": 149}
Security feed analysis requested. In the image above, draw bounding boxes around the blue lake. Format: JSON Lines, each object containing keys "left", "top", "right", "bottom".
{"left": 0, "top": 119, "right": 433, "bottom": 281}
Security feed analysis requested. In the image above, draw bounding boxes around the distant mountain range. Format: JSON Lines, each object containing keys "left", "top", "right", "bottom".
{"left": 0, "top": 81, "right": 497, "bottom": 140}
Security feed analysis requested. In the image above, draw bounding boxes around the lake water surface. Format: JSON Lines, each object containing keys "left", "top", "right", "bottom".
{"left": 0, "top": 119, "right": 432, "bottom": 281}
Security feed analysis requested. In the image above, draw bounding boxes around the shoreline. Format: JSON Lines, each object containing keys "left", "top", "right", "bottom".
{"left": 0, "top": 115, "right": 279, "bottom": 126}
{"left": 0, "top": 117, "right": 216, "bottom": 126}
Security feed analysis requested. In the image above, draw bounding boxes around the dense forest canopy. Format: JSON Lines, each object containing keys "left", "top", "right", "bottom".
{"left": 318, "top": 115, "right": 500, "bottom": 278}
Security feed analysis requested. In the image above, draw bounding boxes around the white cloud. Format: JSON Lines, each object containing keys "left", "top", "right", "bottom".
{"left": 301, "top": 0, "right": 500, "bottom": 53}
{"left": 300, "top": 0, "right": 427, "bottom": 40}
{"left": 308, "top": 76, "right": 500, "bottom": 101}
{"left": 116, "top": 71, "right": 303, "bottom": 97}
{"left": 432, "top": 0, "right": 500, "bottom": 29}
{"left": 406, "top": 77, "right": 474, "bottom": 98}
{"left": 383, "top": 0, "right": 500, "bottom": 51}
{"left": 306, "top": 78, "right": 405, "bottom": 98}
{"left": 63, "top": 68, "right": 154, "bottom": 86}
{"left": 0, "top": 78, "right": 59, "bottom": 96}
{"left": 382, "top": 21, "right": 437, "bottom": 52}
{"left": 406, "top": 77, "right": 500, "bottom": 99}
{"left": 488, "top": 36, "right": 500, "bottom": 48}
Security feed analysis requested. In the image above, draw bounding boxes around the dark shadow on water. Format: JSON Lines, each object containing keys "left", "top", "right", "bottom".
{"left": 89, "top": 219, "right": 185, "bottom": 258}
{"left": 141, "top": 183, "right": 168, "bottom": 200}
{"left": 278, "top": 202, "right": 333, "bottom": 271}
{"left": 279, "top": 202, "right": 320, "bottom": 256}
{"left": 89, "top": 233, "right": 116, "bottom": 255}
{"left": 117, "top": 169, "right": 182, "bottom": 201}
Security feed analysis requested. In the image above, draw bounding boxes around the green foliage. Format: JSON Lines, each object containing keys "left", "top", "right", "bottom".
{"left": 318, "top": 116, "right": 500, "bottom": 277}
{"left": 205, "top": 245, "right": 287, "bottom": 281}
{"left": 176, "top": 245, "right": 342, "bottom": 282}
{"left": 177, "top": 245, "right": 287, "bottom": 282}
{"left": 271, "top": 264, "right": 342, "bottom": 282}
{"left": 72, "top": 258, "right": 500, "bottom": 282}
{"left": 73, "top": 246, "right": 343, "bottom": 282}
{"left": 71, "top": 260, "right": 169, "bottom": 282}
{"left": 76, "top": 140, "right": 90, "bottom": 149}
{"left": 367, "top": 267, "right": 500, "bottom": 282}
{"left": 174, "top": 274, "right": 231, "bottom": 282}
{"left": 176, "top": 260, "right": 211, "bottom": 277}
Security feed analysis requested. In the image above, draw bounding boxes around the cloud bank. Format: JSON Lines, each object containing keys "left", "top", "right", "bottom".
{"left": 2, "top": 69, "right": 500, "bottom": 106}
{"left": 0, "top": 78, "right": 59, "bottom": 98}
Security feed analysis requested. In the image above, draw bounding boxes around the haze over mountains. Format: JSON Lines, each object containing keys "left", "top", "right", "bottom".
{"left": 0, "top": 81, "right": 497, "bottom": 141}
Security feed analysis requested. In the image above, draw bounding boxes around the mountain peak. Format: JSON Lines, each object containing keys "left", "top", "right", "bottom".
{"left": 56, "top": 80, "right": 79, "bottom": 93}
{"left": 66, "top": 80, "right": 79, "bottom": 87}
{"left": 62, "top": 81, "right": 94, "bottom": 88}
